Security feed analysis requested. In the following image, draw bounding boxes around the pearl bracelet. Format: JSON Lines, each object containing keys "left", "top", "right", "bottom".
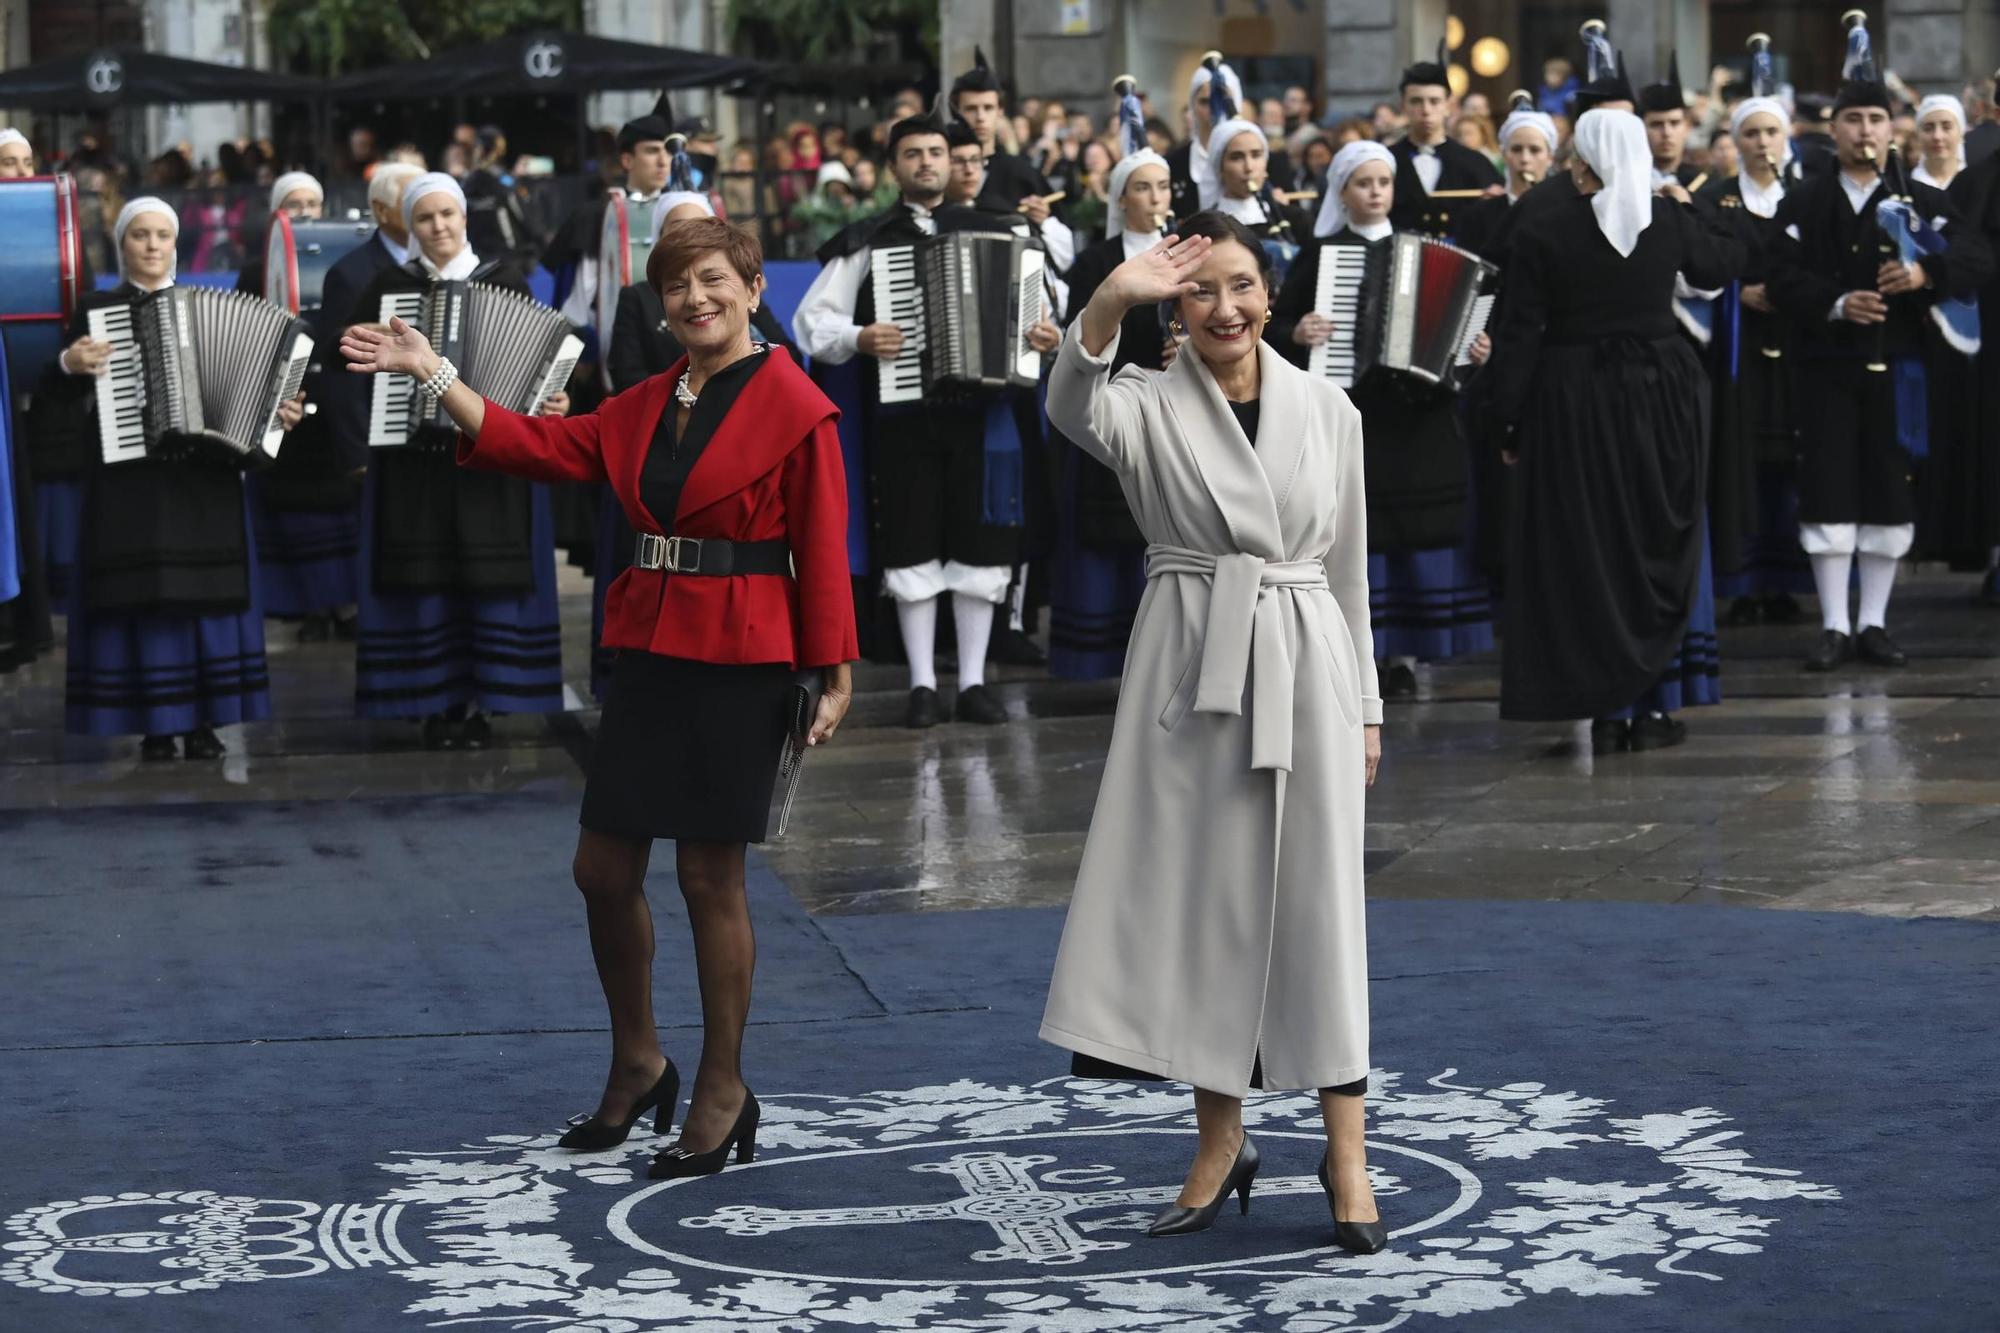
{"left": 419, "top": 357, "right": 458, "bottom": 402}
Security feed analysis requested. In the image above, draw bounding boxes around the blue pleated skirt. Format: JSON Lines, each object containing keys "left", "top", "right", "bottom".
{"left": 1047, "top": 450, "right": 1147, "bottom": 681}
{"left": 36, "top": 476, "right": 83, "bottom": 605}
{"left": 248, "top": 479, "right": 360, "bottom": 617}
{"left": 1367, "top": 545, "right": 1495, "bottom": 662}
{"left": 353, "top": 468, "right": 564, "bottom": 719}
{"left": 64, "top": 497, "right": 271, "bottom": 738}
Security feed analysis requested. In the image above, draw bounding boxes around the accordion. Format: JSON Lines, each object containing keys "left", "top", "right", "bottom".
{"left": 90, "top": 286, "right": 313, "bottom": 468}
{"left": 869, "top": 229, "right": 1045, "bottom": 405}
{"left": 1308, "top": 233, "right": 1498, "bottom": 391}
{"left": 368, "top": 280, "right": 583, "bottom": 447}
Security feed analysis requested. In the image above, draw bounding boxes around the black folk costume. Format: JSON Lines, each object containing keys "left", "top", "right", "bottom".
{"left": 1486, "top": 113, "right": 1743, "bottom": 729}
{"left": 1695, "top": 129, "right": 1816, "bottom": 618}
{"left": 1046, "top": 98, "right": 1172, "bottom": 681}
{"left": 1272, "top": 200, "right": 1492, "bottom": 678}
{"left": 792, "top": 191, "right": 1033, "bottom": 723}
{"left": 1765, "top": 131, "right": 1992, "bottom": 659}
{"left": 348, "top": 207, "right": 563, "bottom": 728}
{"left": 1387, "top": 42, "right": 1503, "bottom": 238}
{"left": 50, "top": 201, "right": 273, "bottom": 745}
{"left": 1940, "top": 153, "right": 2000, "bottom": 602}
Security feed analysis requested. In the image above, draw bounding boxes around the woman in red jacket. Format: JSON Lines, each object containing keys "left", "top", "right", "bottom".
{"left": 343, "top": 217, "right": 858, "bottom": 1180}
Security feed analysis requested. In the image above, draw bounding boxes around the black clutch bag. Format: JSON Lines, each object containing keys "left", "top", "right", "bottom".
{"left": 772, "top": 669, "right": 824, "bottom": 838}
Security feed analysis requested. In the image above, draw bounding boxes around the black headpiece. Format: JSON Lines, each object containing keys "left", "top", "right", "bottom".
{"left": 617, "top": 115, "right": 669, "bottom": 152}
{"left": 945, "top": 120, "right": 981, "bottom": 150}
{"left": 1638, "top": 52, "right": 1687, "bottom": 113}
{"left": 1399, "top": 39, "right": 1450, "bottom": 94}
{"left": 1832, "top": 10, "right": 1892, "bottom": 114}
{"left": 950, "top": 45, "right": 1001, "bottom": 105}
{"left": 1573, "top": 20, "right": 1637, "bottom": 112}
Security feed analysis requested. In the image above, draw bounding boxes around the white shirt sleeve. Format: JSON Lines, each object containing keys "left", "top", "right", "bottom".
{"left": 791, "top": 247, "right": 871, "bottom": 366}
{"left": 1828, "top": 295, "right": 1848, "bottom": 321}
{"left": 559, "top": 256, "right": 598, "bottom": 327}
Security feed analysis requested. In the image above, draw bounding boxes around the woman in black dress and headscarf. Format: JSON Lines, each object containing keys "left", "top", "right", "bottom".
{"left": 1486, "top": 109, "right": 1741, "bottom": 753}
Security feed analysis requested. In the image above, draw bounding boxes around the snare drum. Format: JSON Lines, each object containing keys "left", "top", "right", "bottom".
{"left": 265, "top": 213, "right": 376, "bottom": 316}
{"left": 0, "top": 175, "right": 84, "bottom": 387}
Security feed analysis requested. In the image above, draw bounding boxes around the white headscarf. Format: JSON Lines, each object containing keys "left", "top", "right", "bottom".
{"left": 1728, "top": 100, "right": 1794, "bottom": 214}
{"left": 268, "top": 170, "right": 323, "bottom": 214}
{"left": 113, "top": 196, "right": 179, "bottom": 284}
{"left": 648, "top": 191, "right": 716, "bottom": 243}
{"left": 814, "top": 160, "right": 854, "bottom": 196}
{"left": 1729, "top": 96, "right": 1790, "bottom": 140}
{"left": 0, "top": 128, "right": 28, "bottom": 154}
{"left": 400, "top": 172, "right": 477, "bottom": 279}
{"left": 1105, "top": 147, "right": 1170, "bottom": 238}
{"left": 1200, "top": 119, "right": 1266, "bottom": 210}
{"left": 1916, "top": 94, "right": 1969, "bottom": 175}
{"left": 1573, "top": 109, "right": 1653, "bottom": 258}
{"left": 1499, "top": 109, "right": 1558, "bottom": 155}
{"left": 1313, "top": 140, "right": 1395, "bottom": 238}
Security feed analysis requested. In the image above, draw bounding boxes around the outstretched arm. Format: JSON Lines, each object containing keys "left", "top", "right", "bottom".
{"left": 341, "top": 316, "right": 488, "bottom": 439}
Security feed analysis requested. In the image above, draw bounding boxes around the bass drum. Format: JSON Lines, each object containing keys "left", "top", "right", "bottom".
{"left": 266, "top": 212, "right": 376, "bottom": 317}
{"left": 596, "top": 192, "right": 631, "bottom": 390}
{"left": 0, "top": 174, "right": 84, "bottom": 386}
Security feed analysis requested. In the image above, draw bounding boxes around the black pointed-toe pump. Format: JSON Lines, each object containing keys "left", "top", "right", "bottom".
{"left": 649, "top": 1089, "right": 760, "bottom": 1179}
{"left": 1318, "top": 1149, "right": 1388, "bottom": 1254}
{"left": 1147, "top": 1134, "right": 1260, "bottom": 1237}
{"left": 558, "top": 1061, "right": 679, "bottom": 1151}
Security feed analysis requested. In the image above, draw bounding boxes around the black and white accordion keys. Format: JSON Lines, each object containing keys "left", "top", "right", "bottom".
{"left": 90, "top": 286, "right": 313, "bottom": 467}
{"left": 367, "top": 280, "right": 583, "bottom": 447}
{"left": 869, "top": 231, "right": 1045, "bottom": 405}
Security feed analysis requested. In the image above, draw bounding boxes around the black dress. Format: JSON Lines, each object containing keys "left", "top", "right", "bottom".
{"left": 1488, "top": 194, "right": 1742, "bottom": 721}
{"left": 579, "top": 348, "right": 794, "bottom": 844}
{"left": 1924, "top": 156, "right": 2000, "bottom": 567}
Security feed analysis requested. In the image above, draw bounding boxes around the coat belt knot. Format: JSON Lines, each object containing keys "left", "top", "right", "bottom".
{"left": 1145, "top": 544, "right": 1329, "bottom": 773}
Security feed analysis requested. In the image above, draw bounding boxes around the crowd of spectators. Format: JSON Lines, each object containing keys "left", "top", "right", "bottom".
{"left": 28, "top": 61, "right": 2000, "bottom": 277}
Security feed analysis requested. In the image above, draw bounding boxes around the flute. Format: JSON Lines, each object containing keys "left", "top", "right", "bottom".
{"left": 1863, "top": 144, "right": 1891, "bottom": 372}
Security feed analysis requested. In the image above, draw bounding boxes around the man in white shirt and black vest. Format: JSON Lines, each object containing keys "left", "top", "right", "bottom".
{"left": 1386, "top": 40, "right": 1503, "bottom": 237}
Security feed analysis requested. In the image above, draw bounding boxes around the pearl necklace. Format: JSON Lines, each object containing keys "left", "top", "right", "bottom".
{"left": 675, "top": 343, "right": 765, "bottom": 410}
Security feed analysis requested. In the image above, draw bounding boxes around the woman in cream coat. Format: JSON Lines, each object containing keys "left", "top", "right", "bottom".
{"left": 1041, "top": 211, "right": 1386, "bottom": 1253}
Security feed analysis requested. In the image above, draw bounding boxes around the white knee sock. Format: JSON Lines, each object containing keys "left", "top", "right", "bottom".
{"left": 896, "top": 596, "right": 939, "bottom": 691}
{"left": 1810, "top": 552, "right": 1853, "bottom": 634}
{"left": 953, "top": 593, "right": 996, "bottom": 691}
{"left": 1856, "top": 554, "right": 1898, "bottom": 632}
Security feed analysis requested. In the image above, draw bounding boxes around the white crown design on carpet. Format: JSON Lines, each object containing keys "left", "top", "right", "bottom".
{"left": 1, "top": 1070, "right": 1840, "bottom": 1326}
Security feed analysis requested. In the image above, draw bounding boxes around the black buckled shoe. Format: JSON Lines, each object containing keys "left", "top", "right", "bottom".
{"left": 421, "top": 713, "right": 456, "bottom": 749}
{"left": 953, "top": 684, "right": 1008, "bottom": 725}
{"left": 1148, "top": 1135, "right": 1259, "bottom": 1237}
{"left": 458, "top": 711, "right": 493, "bottom": 750}
{"left": 139, "top": 734, "right": 179, "bottom": 762}
{"left": 560, "top": 1061, "right": 680, "bottom": 1152}
{"left": 905, "top": 686, "right": 942, "bottom": 729}
{"left": 1803, "top": 630, "right": 1851, "bottom": 673}
{"left": 1317, "top": 1150, "right": 1389, "bottom": 1255}
{"left": 182, "top": 727, "right": 226, "bottom": 761}
{"left": 649, "top": 1089, "right": 760, "bottom": 1179}
{"left": 1854, "top": 626, "right": 1908, "bottom": 668}
{"left": 1627, "top": 711, "right": 1688, "bottom": 752}
{"left": 1590, "top": 719, "right": 1631, "bottom": 756}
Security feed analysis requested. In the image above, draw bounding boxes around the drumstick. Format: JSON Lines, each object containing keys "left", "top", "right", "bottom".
{"left": 1685, "top": 172, "right": 1708, "bottom": 193}
{"left": 1276, "top": 190, "right": 1320, "bottom": 204}
{"left": 1425, "top": 188, "right": 1489, "bottom": 199}
{"left": 1019, "top": 191, "right": 1066, "bottom": 212}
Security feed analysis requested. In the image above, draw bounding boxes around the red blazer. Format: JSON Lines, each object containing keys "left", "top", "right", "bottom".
{"left": 461, "top": 350, "right": 858, "bottom": 670}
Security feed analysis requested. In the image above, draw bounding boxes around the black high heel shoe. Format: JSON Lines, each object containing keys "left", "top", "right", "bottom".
{"left": 558, "top": 1061, "right": 679, "bottom": 1151}
{"left": 649, "top": 1089, "right": 760, "bottom": 1179}
{"left": 1318, "top": 1149, "right": 1388, "bottom": 1254}
{"left": 1147, "top": 1134, "right": 1259, "bottom": 1236}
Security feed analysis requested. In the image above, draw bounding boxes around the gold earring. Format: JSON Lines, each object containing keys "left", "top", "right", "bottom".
{"left": 1172, "top": 318, "right": 1187, "bottom": 338}
{"left": 1261, "top": 310, "right": 1272, "bottom": 326}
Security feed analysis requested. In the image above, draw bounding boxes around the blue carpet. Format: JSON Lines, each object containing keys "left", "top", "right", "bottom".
{"left": 0, "top": 795, "right": 1994, "bottom": 1331}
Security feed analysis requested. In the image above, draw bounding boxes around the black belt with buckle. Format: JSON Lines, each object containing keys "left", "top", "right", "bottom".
{"left": 632, "top": 533, "right": 792, "bottom": 576}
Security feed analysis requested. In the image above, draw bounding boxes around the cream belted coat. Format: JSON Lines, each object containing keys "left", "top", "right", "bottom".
{"left": 1039, "top": 322, "right": 1382, "bottom": 1098}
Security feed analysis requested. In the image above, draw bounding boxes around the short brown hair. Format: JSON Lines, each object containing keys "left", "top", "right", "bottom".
{"left": 646, "top": 215, "right": 763, "bottom": 291}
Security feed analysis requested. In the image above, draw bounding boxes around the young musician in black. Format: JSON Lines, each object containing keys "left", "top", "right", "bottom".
{"left": 950, "top": 47, "right": 1059, "bottom": 237}
{"left": 1386, "top": 41, "right": 1503, "bottom": 237}
{"left": 792, "top": 112, "right": 1061, "bottom": 728}
{"left": 1198, "top": 71, "right": 1309, "bottom": 286}
{"left": 49, "top": 199, "right": 302, "bottom": 758}
{"left": 348, "top": 172, "right": 572, "bottom": 747}
{"left": 1165, "top": 55, "right": 1242, "bottom": 223}
{"left": 1765, "top": 15, "right": 1993, "bottom": 670}
{"left": 1048, "top": 84, "right": 1173, "bottom": 681}
{"left": 1944, "top": 138, "right": 2000, "bottom": 604}
{"left": 1695, "top": 57, "right": 1815, "bottom": 626}
{"left": 1271, "top": 142, "right": 1492, "bottom": 699}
